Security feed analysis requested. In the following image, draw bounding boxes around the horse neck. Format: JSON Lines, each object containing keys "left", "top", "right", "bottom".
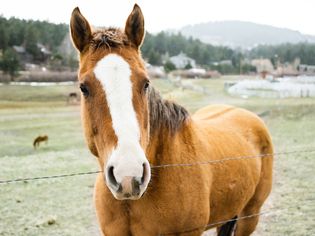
{"left": 146, "top": 87, "right": 191, "bottom": 165}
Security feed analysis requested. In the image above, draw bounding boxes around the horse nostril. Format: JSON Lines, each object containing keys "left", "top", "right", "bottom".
{"left": 107, "top": 166, "right": 118, "bottom": 188}
{"left": 141, "top": 163, "right": 147, "bottom": 185}
{"left": 132, "top": 177, "right": 141, "bottom": 196}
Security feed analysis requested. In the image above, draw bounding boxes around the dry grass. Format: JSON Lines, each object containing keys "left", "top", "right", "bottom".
{"left": 0, "top": 71, "right": 77, "bottom": 83}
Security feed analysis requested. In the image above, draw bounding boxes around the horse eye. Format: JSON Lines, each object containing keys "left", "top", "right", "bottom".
{"left": 80, "top": 83, "right": 89, "bottom": 97}
{"left": 143, "top": 81, "right": 150, "bottom": 91}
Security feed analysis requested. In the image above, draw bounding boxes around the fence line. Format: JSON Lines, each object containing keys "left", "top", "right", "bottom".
{"left": 161, "top": 197, "right": 315, "bottom": 235}
{"left": 162, "top": 210, "right": 272, "bottom": 235}
{"left": 1, "top": 147, "right": 315, "bottom": 234}
{"left": 1, "top": 148, "right": 315, "bottom": 185}
{"left": 0, "top": 170, "right": 101, "bottom": 184}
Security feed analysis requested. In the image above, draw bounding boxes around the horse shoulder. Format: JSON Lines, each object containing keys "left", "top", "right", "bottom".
{"left": 193, "top": 104, "right": 272, "bottom": 154}
{"left": 191, "top": 105, "right": 272, "bottom": 190}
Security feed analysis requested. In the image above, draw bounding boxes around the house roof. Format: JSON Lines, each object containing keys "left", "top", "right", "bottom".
{"left": 169, "top": 52, "right": 196, "bottom": 69}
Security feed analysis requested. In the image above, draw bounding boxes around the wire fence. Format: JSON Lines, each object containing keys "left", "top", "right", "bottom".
{"left": 162, "top": 210, "right": 272, "bottom": 235}
{"left": 0, "top": 170, "right": 101, "bottom": 184}
{"left": 162, "top": 198, "right": 315, "bottom": 235}
{"left": 1, "top": 146, "right": 315, "bottom": 234}
{"left": 1, "top": 147, "right": 315, "bottom": 184}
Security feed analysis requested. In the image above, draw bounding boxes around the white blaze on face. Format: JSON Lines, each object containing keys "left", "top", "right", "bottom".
{"left": 94, "top": 54, "right": 139, "bottom": 144}
{"left": 94, "top": 54, "right": 149, "bottom": 190}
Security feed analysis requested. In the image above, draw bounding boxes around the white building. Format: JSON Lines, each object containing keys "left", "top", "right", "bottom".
{"left": 169, "top": 52, "right": 196, "bottom": 69}
{"left": 299, "top": 64, "right": 315, "bottom": 74}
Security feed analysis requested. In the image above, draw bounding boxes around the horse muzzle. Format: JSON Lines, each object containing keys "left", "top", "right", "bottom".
{"left": 105, "top": 161, "right": 151, "bottom": 200}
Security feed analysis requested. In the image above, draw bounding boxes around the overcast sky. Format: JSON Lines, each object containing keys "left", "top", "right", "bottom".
{"left": 1, "top": 0, "right": 315, "bottom": 35}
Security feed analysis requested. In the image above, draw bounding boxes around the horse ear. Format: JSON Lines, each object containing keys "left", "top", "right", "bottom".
{"left": 125, "top": 4, "right": 145, "bottom": 49}
{"left": 70, "top": 7, "right": 92, "bottom": 52}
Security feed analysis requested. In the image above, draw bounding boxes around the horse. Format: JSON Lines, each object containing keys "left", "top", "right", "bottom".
{"left": 70, "top": 4, "right": 273, "bottom": 236}
{"left": 67, "top": 92, "right": 79, "bottom": 104}
{"left": 33, "top": 135, "right": 48, "bottom": 149}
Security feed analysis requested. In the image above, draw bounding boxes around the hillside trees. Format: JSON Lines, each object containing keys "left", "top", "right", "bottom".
{"left": 142, "top": 31, "right": 236, "bottom": 67}
{"left": 0, "top": 16, "right": 69, "bottom": 70}
{"left": 0, "top": 48, "right": 20, "bottom": 79}
{"left": 0, "top": 15, "right": 315, "bottom": 76}
{"left": 249, "top": 43, "right": 315, "bottom": 65}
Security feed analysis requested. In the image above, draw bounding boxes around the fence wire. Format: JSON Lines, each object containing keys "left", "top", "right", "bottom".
{"left": 1, "top": 148, "right": 315, "bottom": 184}
{"left": 0, "top": 170, "right": 101, "bottom": 184}
{"left": 161, "top": 210, "right": 272, "bottom": 235}
{"left": 161, "top": 198, "right": 314, "bottom": 235}
{"left": 1, "top": 147, "right": 315, "bottom": 235}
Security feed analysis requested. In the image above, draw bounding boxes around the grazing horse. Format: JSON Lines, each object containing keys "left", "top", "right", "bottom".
{"left": 33, "top": 135, "right": 48, "bottom": 149}
{"left": 67, "top": 92, "right": 79, "bottom": 104}
{"left": 70, "top": 4, "right": 273, "bottom": 236}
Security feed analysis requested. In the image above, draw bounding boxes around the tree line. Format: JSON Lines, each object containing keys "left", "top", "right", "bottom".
{"left": 248, "top": 43, "right": 315, "bottom": 65}
{"left": 142, "top": 32, "right": 315, "bottom": 73}
{"left": 0, "top": 16, "right": 69, "bottom": 77}
{"left": 142, "top": 32, "right": 236, "bottom": 66}
{"left": 0, "top": 16, "right": 68, "bottom": 56}
{"left": 1, "top": 16, "right": 315, "bottom": 77}
{"left": 142, "top": 32, "right": 253, "bottom": 74}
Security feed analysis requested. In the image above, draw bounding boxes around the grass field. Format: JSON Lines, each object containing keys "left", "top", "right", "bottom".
{"left": 0, "top": 77, "right": 314, "bottom": 235}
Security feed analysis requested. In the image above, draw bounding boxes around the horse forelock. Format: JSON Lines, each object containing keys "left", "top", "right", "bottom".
{"left": 90, "top": 28, "right": 130, "bottom": 51}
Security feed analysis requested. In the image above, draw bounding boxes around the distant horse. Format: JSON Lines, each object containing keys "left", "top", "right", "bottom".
{"left": 33, "top": 135, "right": 48, "bottom": 149}
{"left": 67, "top": 92, "right": 79, "bottom": 104}
{"left": 70, "top": 4, "right": 273, "bottom": 236}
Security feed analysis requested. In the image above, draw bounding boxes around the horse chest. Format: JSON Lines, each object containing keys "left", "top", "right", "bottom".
{"left": 126, "top": 176, "right": 211, "bottom": 234}
{"left": 126, "top": 200, "right": 209, "bottom": 235}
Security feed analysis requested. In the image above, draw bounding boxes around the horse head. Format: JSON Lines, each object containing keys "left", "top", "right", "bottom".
{"left": 70, "top": 4, "right": 151, "bottom": 200}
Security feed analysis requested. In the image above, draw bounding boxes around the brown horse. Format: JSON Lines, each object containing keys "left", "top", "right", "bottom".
{"left": 67, "top": 92, "right": 80, "bottom": 104}
{"left": 70, "top": 4, "right": 273, "bottom": 236}
{"left": 33, "top": 135, "right": 48, "bottom": 149}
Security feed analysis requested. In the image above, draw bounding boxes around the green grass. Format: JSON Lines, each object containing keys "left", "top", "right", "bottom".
{"left": 0, "top": 84, "right": 99, "bottom": 235}
{"left": 0, "top": 79, "right": 314, "bottom": 235}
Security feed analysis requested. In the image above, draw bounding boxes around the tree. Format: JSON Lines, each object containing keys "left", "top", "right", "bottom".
{"left": 24, "top": 25, "right": 40, "bottom": 60}
{"left": 242, "top": 64, "right": 257, "bottom": 74}
{"left": 184, "top": 62, "right": 192, "bottom": 69}
{"left": 148, "top": 49, "right": 162, "bottom": 65}
{"left": 191, "top": 45, "right": 201, "bottom": 63}
{"left": 164, "top": 61, "right": 176, "bottom": 73}
{"left": 0, "top": 48, "right": 20, "bottom": 79}
{"left": 0, "top": 18, "right": 9, "bottom": 50}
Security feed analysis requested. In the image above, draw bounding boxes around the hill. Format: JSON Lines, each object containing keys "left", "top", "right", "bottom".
{"left": 179, "top": 21, "right": 315, "bottom": 49}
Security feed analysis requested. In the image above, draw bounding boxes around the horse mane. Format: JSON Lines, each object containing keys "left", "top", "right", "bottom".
{"left": 149, "top": 87, "right": 189, "bottom": 135}
{"left": 90, "top": 28, "right": 130, "bottom": 50}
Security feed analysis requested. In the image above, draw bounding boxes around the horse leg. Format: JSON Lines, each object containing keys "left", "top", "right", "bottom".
{"left": 216, "top": 216, "right": 237, "bottom": 236}
{"left": 234, "top": 145, "right": 273, "bottom": 236}
{"left": 234, "top": 193, "right": 271, "bottom": 235}
{"left": 233, "top": 201, "right": 261, "bottom": 236}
